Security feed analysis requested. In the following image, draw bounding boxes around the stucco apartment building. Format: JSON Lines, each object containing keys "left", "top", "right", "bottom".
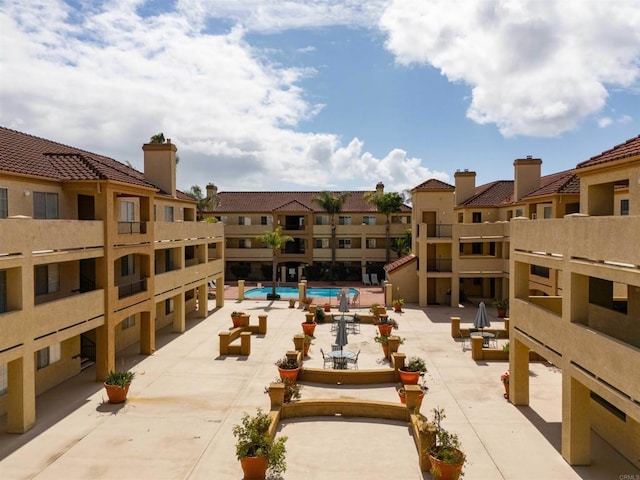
{"left": 0, "top": 127, "right": 225, "bottom": 433}
{"left": 204, "top": 184, "right": 411, "bottom": 284}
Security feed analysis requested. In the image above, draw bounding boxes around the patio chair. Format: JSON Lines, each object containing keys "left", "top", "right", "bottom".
{"left": 348, "top": 319, "right": 360, "bottom": 334}
{"left": 347, "top": 350, "right": 360, "bottom": 370}
{"left": 331, "top": 344, "right": 340, "bottom": 351}
{"left": 333, "top": 357, "right": 347, "bottom": 369}
{"left": 320, "top": 348, "right": 332, "bottom": 369}
{"left": 362, "top": 273, "right": 371, "bottom": 286}
{"left": 459, "top": 332, "right": 469, "bottom": 352}
{"left": 491, "top": 330, "right": 499, "bottom": 348}
{"left": 349, "top": 291, "right": 360, "bottom": 307}
{"left": 371, "top": 273, "right": 380, "bottom": 285}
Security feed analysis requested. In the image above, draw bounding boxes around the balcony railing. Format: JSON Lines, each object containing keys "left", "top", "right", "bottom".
{"left": 426, "top": 224, "right": 452, "bottom": 238}
{"left": 118, "top": 278, "right": 147, "bottom": 299}
{"left": 118, "top": 221, "right": 147, "bottom": 234}
{"left": 426, "top": 258, "right": 453, "bottom": 272}
{"left": 283, "top": 224, "right": 306, "bottom": 231}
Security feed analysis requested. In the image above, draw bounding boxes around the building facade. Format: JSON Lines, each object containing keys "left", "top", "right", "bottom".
{"left": 205, "top": 184, "right": 411, "bottom": 283}
{"left": 0, "top": 128, "right": 225, "bottom": 433}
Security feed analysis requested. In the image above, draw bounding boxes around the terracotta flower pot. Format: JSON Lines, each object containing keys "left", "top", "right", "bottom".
{"left": 381, "top": 345, "right": 389, "bottom": 359}
{"left": 104, "top": 383, "right": 130, "bottom": 404}
{"left": 278, "top": 367, "right": 300, "bottom": 383}
{"left": 428, "top": 448, "right": 465, "bottom": 480}
{"left": 301, "top": 322, "right": 316, "bottom": 336}
{"left": 303, "top": 343, "right": 310, "bottom": 357}
{"left": 378, "top": 324, "right": 393, "bottom": 336}
{"left": 394, "top": 304, "right": 402, "bottom": 313}
{"left": 397, "top": 390, "right": 424, "bottom": 407}
{"left": 497, "top": 308, "right": 507, "bottom": 318}
{"left": 323, "top": 305, "right": 331, "bottom": 312}
{"left": 240, "top": 455, "right": 268, "bottom": 480}
{"left": 398, "top": 369, "right": 422, "bottom": 385}
{"left": 503, "top": 382, "right": 509, "bottom": 399}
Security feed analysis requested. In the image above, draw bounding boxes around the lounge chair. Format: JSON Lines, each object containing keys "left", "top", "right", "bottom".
{"left": 371, "top": 273, "right": 380, "bottom": 285}
{"left": 362, "top": 273, "right": 371, "bottom": 286}
{"left": 349, "top": 291, "right": 360, "bottom": 307}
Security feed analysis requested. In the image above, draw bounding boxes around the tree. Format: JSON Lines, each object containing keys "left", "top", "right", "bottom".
{"left": 363, "top": 191, "right": 406, "bottom": 263}
{"left": 391, "top": 228, "right": 412, "bottom": 258}
{"left": 312, "top": 191, "right": 351, "bottom": 282}
{"left": 186, "top": 185, "right": 219, "bottom": 221}
{"left": 149, "top": 132, "right": 165, "bottom": 143}
{"left": 257, "top": 226, "right": 293, "bottom": 299}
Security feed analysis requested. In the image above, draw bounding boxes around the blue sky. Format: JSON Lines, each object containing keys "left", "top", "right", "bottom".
{"left": 1, "top": 0, "right": 639, "bottom": 194}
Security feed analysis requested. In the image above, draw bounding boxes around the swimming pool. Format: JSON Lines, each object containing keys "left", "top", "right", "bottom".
{"left": 244, "top": 286, "right": 359, "bottom": 299}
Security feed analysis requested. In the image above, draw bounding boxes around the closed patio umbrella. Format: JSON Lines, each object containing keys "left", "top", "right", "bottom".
{"left": 473, "top": 301, "right": 491, "bottom": 332}
{"left": 335, "top": 316, "right": 349, "bottom": 352}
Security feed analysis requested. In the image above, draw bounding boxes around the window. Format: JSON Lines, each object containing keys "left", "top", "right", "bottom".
{"left": 338, "top": 239, "right": 351, "bottom": 249}
{"left": 185, "top": 245, "right": 195, "bottom": 261}
{"left": 457, "top": 213, "right": 463, "bottom": 223}
{"left": 362, "top": 216, "right": 376, "bottom": 225}
{"left": 121, "top": 315, "right": 136, "bottom": 330}
{"left": 338, "top": 216, "right": 351, "bottom": 225}
{"left": 471, "top": 243, "right": 482, "bottom": 255}
{"left": 260, "top": 216, "right": 272, "bottom": 226}
{"left": 33, "top": 192, "right": 58, "bottom": 219}
{"left": 515, "top": 209, "right": 523, "bottom": 217}
{"left": 120, "top": 200, "right": 135, "bottom": 222}
{"left": 165, "top": 298, "right": 174, "bottom": 315}
{"left": 239, "top": 239, "right": 252, "bottom": 248}
{"left": 472, "top": 212, "right": 482, "bottom": 223}
{"left": 0, "top": 363, "right": 7, "bottom": 396}
{"left": 164, "top": 206, "right": 174, "bottom": 222}
{"left": 0, "top": 188, "right": 7, "bottom": 218}
{"left": 35, "top": 264, "right": 60, "bottom": 295}
{"left": 531, "top": 265, "right": 550, "bottom": 278}
{"left": 0, "top": 270, "right": 6, "bottom": 313}
{"left": 165, "top": 249, "right": 174, "bottom": 271}
{"left": 315, "top": 215, "right": 329, "bottom": 225}
{"left": 621, "top": 199, "right": 629, "bottom": 216}
{"left": 239, "top": 216, "right": 251, "bottom": 225}
{"left": 121, "top": 255, "right": 135, "bottom": 277}
{"left": 366, "top": 238, "right": 376, "bottom": 249}
{"left": 36, "top": 343, "right": 61, "bottom": 370}
{"left": 314, "top": 238, "right": 329, "bottom": 248}
{"left": 392, "top": 215, "right": 408, "bottom": 224}
{"left": 216, "top": 215, "right": 227, "bottom": 224}
{"left": 543, "top": 206, "right": 552, "bottom": 219}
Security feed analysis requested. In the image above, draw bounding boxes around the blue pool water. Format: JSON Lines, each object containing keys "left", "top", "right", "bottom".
{"left": 244, "top": 286, "right": 359, "bottom": 299}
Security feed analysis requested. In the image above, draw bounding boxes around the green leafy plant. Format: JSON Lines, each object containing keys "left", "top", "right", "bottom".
{"left": 231, "top": 311, "right": 245, "bottom": 318}
{"left": 403, "top": 356, "right": 427, "bottom": 373}
{"left": 104, "top": 370, "right": 135, "bottom": 388}
{"left": 315, "top": 308, "right": 325, "bottom": 323}
{"left": 377, "top": 317, "right": 399, "bottom": 329}
{"left": 430, "top": 408, "right": 465, "bottom": 466}
{"left": 265, "top": 378, "right": 302, "bottom": 403}
{"left": 303, "top": 335, "right": 313, "bottom": 346}
{"left": 232, "top": 409, "right": 288, "bottom": 475}
{"left": 492, "top": 298, "right": 509, "bottom": 309}
{"left": 393, "top": 298, "right": 404, "bottom": 306}
{"left": 374, "top": 335, "right": 405, "bottom": 346}
{"left": 369, "top": 303, "right": 382, "bottom": 315}
{"left": 275, "top": 357, "right": 299, "bottom": 370}
{"left": 502, "top": 341, "right": 510, "bottom": 353}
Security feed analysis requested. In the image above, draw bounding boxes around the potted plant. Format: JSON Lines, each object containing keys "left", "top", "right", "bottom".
{"left": 302, "top": 312, "right": 317, "bottom": 336}
{"left": 374, "top": 334, "right": 404, "bottom": 359}
{"left": 323, "top": 302, "right": 331, "bottom": 312}
{"left": 231, "top": 311, "right": 246, "bottom": 328}
{"left": 301, "top": 297, "right": 313, "bottom": 310}
{"left": 104, "top": 370, "right": 135, "bottom": 404}
{"left": 393, "top": 298, "right": 404, "bottom": 312}
{"left": 288, "top": 298, "right": 296, "bottom": 308}
{"left": 303, "top": 335, "right": 313, "bottom": 356}
{"left": 315, "top": 307, "right": 326, "bottom": 324}
{"left": 428, "top": 408, "right": 465, "bottom": 480}
{"left": 395, "top": 383, "right": 425, "bottom": 408}
{"left": 275, "top": 356, "right": 301, "bottom": 383}
{"left": 501, "top": 371, "right": 510, "bottom": 399}
{"left": 377, "top": 317, "right": 398, "bottom": 336}
{"left": 233, "top": 409, "right": 287, "bottom": 480}
{"left": 369, "top": 303, "right": 386, "bottom": 317}
{"left": 265, "top": 378, "right": 302, "bottom": 403}
{"left": 492, "top": 298, "right": 509, "bottom": 318}
{"left": 399, "top": 355, "right": 427, "bottom": 385}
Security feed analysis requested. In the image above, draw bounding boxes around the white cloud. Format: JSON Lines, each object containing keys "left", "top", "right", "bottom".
{"left": 379, "top": 0, "right": 640, "bottom": 137}
{"left": 598, "top": 117, "right": 613, "bottom": 128}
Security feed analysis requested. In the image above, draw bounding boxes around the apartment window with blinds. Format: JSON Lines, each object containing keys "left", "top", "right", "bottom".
{"left": 36, "top": 343, "right": 61, "bottom": 370}
{"left": 0, "top": 363, "right": 7, "bottom": 396}
{"left": 366, "top": 239, "right": 376, "bottom": 249}
{"left": 314, "top": 238, "right": 329, "bottom": 248}
{"left": 0, "top": 270, "right": 6, "bottom": 313}
{"left": 472, "top": 212, "right": 482, "bottom": 223}
{"left": 239, "top": 239, "right": 252, "bottom": 249}
{"left": 0, "top": 188, "right": 7, "bottom": 218}
{"left": 33, "top": 192, "right": 58, "bottom": 219}
{"left": 338, "top": 216, "right": 351, "bottom": 225}
{"left": 239, "top": 216, "right": 251, "bottom": 225}
{"left": 164, "top": 206, "right": 174, "bottom": 222}
{"left": 315, "top": 215, "right": 329, "bottom": 225}
{"left": 338, "top": 239, "right": 352, "bottom": 249}
{"left": 543, "top": 206, "right": 552, "bottom": 219}
{"left": 260, "top": 216, "right": 272, "bottom": 225}
{"left": 363, "top": 216, "right": 376, "bottom": 225}
{"left": 621, "top": 199, "right": 629, "bottom": 216}
{"left": 120, "top": 200, "right": 135, "bottom": 222}
{"left": 35, "top": 264, "right": 60, "bottom": 295}
{"left": 121, "top": 315, "right": 136, "bottom": 330}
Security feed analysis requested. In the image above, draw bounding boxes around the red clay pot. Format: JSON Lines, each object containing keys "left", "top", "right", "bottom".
{"left": 301, "top": 322, "right": 316, "bottom": 336}
{"left": 240, "top": 456, "right": 268, "bottom": 480}
{"left": 398, "top": 369, "right": 421, "bottom": 385}
{"left": 104, "top": 383, "right": 129, "bottom": 404}
{"left": 303, "top": 343, "right": 310, "bottom": 357}
{"left": 278, "top": 367, "right": 300, "bottom": 383}
{"left": 398, "top": 390, "right": 424, "bottom": 408}
{"left": 381, "top": 345, "right": 389, "bottom": 359}
{"left": 378, "top": 324, "right": 393, "bottom": 336}
{"left": 428, "top": 448, "right": 465, "bottom": 480}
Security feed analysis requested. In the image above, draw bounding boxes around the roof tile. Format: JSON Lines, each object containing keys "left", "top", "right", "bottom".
{"left": 577, "top": 135, "right": 640, "bottom": 169}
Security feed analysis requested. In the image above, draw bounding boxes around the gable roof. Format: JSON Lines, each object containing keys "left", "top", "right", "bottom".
{"left": 0, "top": 126, "right": 193, "bottom": 201}
{"left": 213, "top": 191, "right": 411, "bottom": 213}
{"left": 412, "top": 179, "right": 455, "bottom": 191}
{"left": 384, "top": 254, "right": 417, "bottom": 273}
{"left": 458, "top": 181, "right": 515, "bottom": 207}
{"left": 523, "top": 169, "right": 580, "bottom": 199}
{"left": 577, "top": 135, "right": 640, "bottom": 169}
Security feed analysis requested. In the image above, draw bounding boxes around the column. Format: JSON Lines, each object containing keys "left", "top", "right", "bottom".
{"left": 95, "top": 321, "right": 115, "bottom": 381}
{"left": 172, "top": 292, "right": 185, "bottom": 333}
{"left": 140, "top": 310, "right": 155, "bottom": 354}
{"left": 511, "top": 337, "right": 529, "bottom": 405}
{"left": 196, "top": 281, "right": 208, "bottom": 318}
{"left": 7, "top": 355, "right": 36, "bottom": 433}
{"left": 562, "top": 375, "right": 591, "bottom": 465}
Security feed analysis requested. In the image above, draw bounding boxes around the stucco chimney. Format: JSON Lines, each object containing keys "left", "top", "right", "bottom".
{"left": 454, "top": 169, "right": 476, "bottom": 205}
{"left": 513, "top": 157, "right": 542, "bottom": 201}
{"left": 142, "top": 139, "right": 177, "bottom": 197}
{"left": 376, "top": 182, "right": 384, "bottom": 195}
{"left": 205, "top": 183, "right": 218, "bottom": 211}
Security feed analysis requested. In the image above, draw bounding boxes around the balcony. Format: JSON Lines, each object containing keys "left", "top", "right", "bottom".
{"left": 426, "top": 224, "right": 452, "bottom": 238}
{"left": 32, "top": 289, "right": 105, "bottom": 340}
{"left": 426, "top": 258, "right": 452, "bottom": 272}
{"left": 118, "top": 221, "right": 147, "bottom": 234}
{"left": 154, "top": 221, "right": 224, "bottom": 242}
{"left": 118, "top": 278, "right": 148, "bottom": 299}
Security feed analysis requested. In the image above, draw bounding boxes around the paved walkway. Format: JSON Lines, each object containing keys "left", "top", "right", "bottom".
{"left": 0, "top": 300, "right": 636, "bottom": 479}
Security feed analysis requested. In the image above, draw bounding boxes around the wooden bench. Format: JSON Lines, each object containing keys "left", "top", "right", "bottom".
{"left": 219, "top": 314, "right": 268, "bottom": 356}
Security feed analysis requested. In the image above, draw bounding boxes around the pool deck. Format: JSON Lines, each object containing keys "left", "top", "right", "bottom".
{"left": 0, "top": 293, "right": 636, "bottom": 480}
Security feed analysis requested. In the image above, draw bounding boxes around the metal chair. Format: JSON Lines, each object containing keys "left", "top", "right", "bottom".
{"left": 331, "top": 344, "right": 340, "bottom": 351}
{"left": 347, "top": 350, "right": 360, "bottom": 370}
{"left": 320, "top": 348, "right": 332, "bottom": 369}
{"left": 459, "top": 332, "right": 469, "bottom": 352}
{"left": 491, "top": 330, "right": 499, "bottom": 348}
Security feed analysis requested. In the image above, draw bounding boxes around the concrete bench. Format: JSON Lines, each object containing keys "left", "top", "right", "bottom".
{"left": 218, "top": 314, "right": 268, "bottom": 356}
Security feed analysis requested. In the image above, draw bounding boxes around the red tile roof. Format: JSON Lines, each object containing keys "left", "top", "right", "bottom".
{"left": 0, "top": 126, "right": 193, "bottom": 201}
{"left": 577, "top": 135, "right": 640, "bottom": 169}
{"left": 458, "top": 181, "right": 514, "bottom": 207}
{"left": 523, "top": 169, "right": 580, "bottom": 198}
{"left": 214, "top": 191, "right": 411, "bottom": 213}
{"left": 384, "top": 254, "right": 416, "bottom": 273}
{"left": 412, "top": 179, "right": 455, "bottom": 191}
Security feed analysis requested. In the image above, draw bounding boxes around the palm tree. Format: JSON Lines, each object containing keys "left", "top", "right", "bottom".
{"left": 186, "top": 185, "right": 219, "bottom": 221}
{"left": 391, "top": 228, "right": 412, "bottom": 258}
{"left": 312, "top": 191, "right": 351, "bottom": 281}
{"left": 363, "top": 191, "right": 406, "bottom": 263}
{"left": 257, "top": 226, "right": 293, "bottom": 299}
